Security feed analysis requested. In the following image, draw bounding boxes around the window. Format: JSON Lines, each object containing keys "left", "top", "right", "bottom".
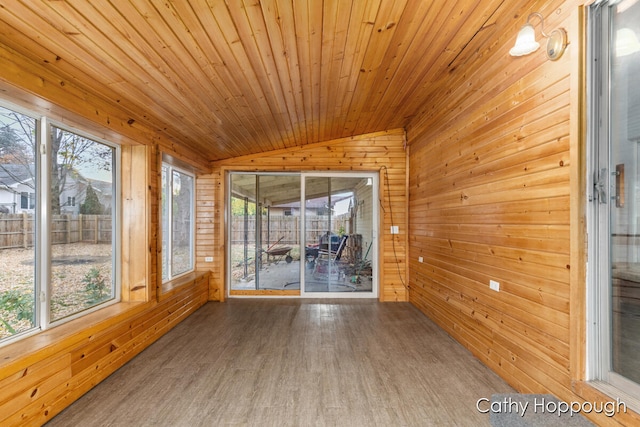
{"left": 0, "top": 102, "right": 119, "bottom": 346}
{"left": 20, "top": 192, "right": 35, "bottom": 210}
{"left": 49, "top": 125, "right": 117, "bottom": 322}
{"left": 161, "top": 163, "right": 195, "bottom": 282}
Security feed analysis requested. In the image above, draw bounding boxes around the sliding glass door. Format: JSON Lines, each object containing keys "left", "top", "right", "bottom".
{"left": 229, "top": 174, "right": 301, "bottom": 292}
{"left": 302, "top": 175, "right": 377, "bottom": 296}
{"left": 588, "top": 0, "right": 640, "bottom": 400}
{"left": 228, "top": 172, "right": 377, "bottom": 297}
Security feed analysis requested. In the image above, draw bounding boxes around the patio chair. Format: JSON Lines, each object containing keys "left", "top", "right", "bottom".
{"left": 312, "top": 235, "right": 349, "bottom": 278}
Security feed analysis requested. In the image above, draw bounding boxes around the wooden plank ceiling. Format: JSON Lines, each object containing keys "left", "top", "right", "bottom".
{"left": 0, "top": 0, "right": 531, "bottom": 162}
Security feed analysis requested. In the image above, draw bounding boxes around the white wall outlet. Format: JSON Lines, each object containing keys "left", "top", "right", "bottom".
{"left": 490, "top": 280, "right": 500, "bottom": 292}
{"left": 390, "top": 225, "right": 399, "bottom": 234}
{"left": 418, "top": 256, "right": 423, "bottom": 263}
{"left": 204, "top": 256, "right": 213, "bottom": 262}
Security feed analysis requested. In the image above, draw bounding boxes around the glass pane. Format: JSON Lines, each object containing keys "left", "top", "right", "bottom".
{"left": 609, "top": 0, "right": 640, "bottom": 384}
{"left": 161, "top": 165, "right": 169, "bottom": 281}
{"left": 257, "top": 175, "right": 301, "bottom": 290}
{"left": 304, "top": 176, "right": 374, "bottom": 293}
{"left": 229, "top": 174, "right": 301, "bottom": 291}
{"left": 171, "top": 170, "right": 193, "bottom": 277}
{"left": 0, "top": 106, "right": 37, "bottom": 340}
{"left": 229, "top": 174, "right": 257, "bottom": 290}
{"left": 50, "top": 126, "right": 114, "bottom": 322}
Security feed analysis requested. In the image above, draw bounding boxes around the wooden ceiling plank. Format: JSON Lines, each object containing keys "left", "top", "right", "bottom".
{"left": 316, "top": 0, "right": 336, "bottom": 143}
{"left": 186, "top": 1, "right": 287, "bottom": 153}
{"left": 292, "top": 0, "right": 323, "bottom": 144}
{"left": 356, "top": 0, "right": 474, "bottom": 134}
{"left": 207, "top": 0, "right": 289, "bottom": 152}
{"left": 409, "top": 1, "right": 562, "bottom": 140}
{"left": 116, "top": 0, "right": 256, "bottom": 156}
{"left": 160, "top": 0, "right": 266, "bottom": 152}
{"left": 329, "top": 0, "right": 381, "bottom": 138}
{"left": 290, "top": 0, "right": 313, "bottom": 144}
{"left": 257, "top": 0, "right": 307, "bottom": 146}
{"left": 227, "top": 0, "right": 293, "bottom": 149}
{"left": 319, "top": 0, "right": 351, "bottom": 142}
{"left": 144, "top": 2, "right": 274, "bottom": 159}
{"left": 382, "top": 0, "right": 511, "bottom": 131}
{"left": 1, "top": 0, "right": 532, "bottom": 162}
{"left": 71, "top": 0, "right": 234, "bottom": 145}
{"left": 353, "top": 0, "right": 441, "bottom": 133}
{"left": 2, "top": 1, "right": 219, "bottom": 156}
{"left": 340, "top": 0, "right": 408, "bottom": 137}
{"left": 406, "top": 0, "right": 539, "bottom": 133}
{"left": 66, "top": 0, "right": 244, "bottom": 154}
{"left": 180, "top": 1, "right": 275, "bottom": 152}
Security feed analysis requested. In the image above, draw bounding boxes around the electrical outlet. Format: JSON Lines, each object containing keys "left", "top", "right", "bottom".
{"left": 390, "top": 225, "right": 399, "bottom": 234}
{"left": 418, "top": 256, "right": 423, "bottom": 263}
{"left": 490, "top": 280, "right": 500, "bottom": 292}
{"left": 204, "top": 256, "right": 213, "bottom": 262}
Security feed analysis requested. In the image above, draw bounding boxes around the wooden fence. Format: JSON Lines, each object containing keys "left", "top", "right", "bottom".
{"left": 230, "top": 215, "right": 348, "bottom": 247}
{"left": 0, "top": 213, "right": 111, "bottom": 249}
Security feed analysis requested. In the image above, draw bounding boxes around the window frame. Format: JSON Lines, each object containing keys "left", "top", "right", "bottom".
{"left": 586, "top": 0, "right": 640, "bottom": 411}
{"left": 44, "top": 118, "right": 121, "bottom": 328}
{"left": 0, "top": 99, "right": 121, "bottom": 347}
{"left": 161, "top": 161, "right": 196, "bottom": 283}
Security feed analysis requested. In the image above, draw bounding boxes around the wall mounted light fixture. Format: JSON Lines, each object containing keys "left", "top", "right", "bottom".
{"left": 509, "top": 12, "right": 567, "bottom": 61}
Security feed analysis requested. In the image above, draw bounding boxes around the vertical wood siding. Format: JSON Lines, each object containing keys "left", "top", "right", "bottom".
{"left": 406, "top": 2, "right": 640, "bottom": 425}
{"left": 196, "top": 130, "right": 409, "bottom": 302}
{"left": 407, "top": 0, "right": 573, "bottom": 398}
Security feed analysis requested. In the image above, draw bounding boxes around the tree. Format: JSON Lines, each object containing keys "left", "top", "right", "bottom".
{"left": 79, "top": 184, "right": 104, "bottom": 215}
{"left": 50, "top": 127, "right": 111, "bottom": 215}
{"left": 0, "top": 106, "right": 112, "bottom": 214}
{"left": 231, "top": 196, "right": 256, "bottom": 216}
{"left": 0, "top": 113, "right": 36, "bottom": 195}
{"left": 0, "top": 125, "right": 30, "bottom": 163}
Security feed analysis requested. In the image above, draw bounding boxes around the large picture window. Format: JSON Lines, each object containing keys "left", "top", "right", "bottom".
{"left": 161, "top": 163, "right": 195, "bottom": 282}
{"left": 0, "top": 102, "right": 119, "bottom": 345}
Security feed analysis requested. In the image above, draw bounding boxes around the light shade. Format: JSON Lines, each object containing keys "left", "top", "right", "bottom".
{"left": 509, "top": 23, "right": 540, "bottom": 56}
{"left": 616, "top": 28, "right": 640, "bottom": 57}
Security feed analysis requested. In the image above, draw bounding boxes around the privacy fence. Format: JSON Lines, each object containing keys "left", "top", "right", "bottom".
{"left": 230, "top": 215, "right": 349, "bottom": 247}
{"left": 0, "top": 213, "right": 112, "bottom": 249}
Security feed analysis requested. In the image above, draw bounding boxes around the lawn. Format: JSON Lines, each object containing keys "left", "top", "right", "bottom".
{"left": 0, "top": 242, "right": 112, "bottom": 339}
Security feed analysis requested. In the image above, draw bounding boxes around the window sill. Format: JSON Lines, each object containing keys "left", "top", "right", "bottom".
{"left": 159, "top": 271, "right": 209, "bottom": 302}
{"left": 0, "top": 300, "right": 149, "bottom": 372}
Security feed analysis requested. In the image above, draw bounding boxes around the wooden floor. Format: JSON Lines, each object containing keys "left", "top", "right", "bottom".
{"left": 45, "top": 299, "right": 514, "bottom": 426}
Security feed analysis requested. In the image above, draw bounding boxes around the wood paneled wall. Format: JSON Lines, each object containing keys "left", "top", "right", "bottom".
{"left": 0, "top": 50, "right": 211, "bottom": 425}
{"left": 406, "top": 2, "right": 639, "bottom": 425}
{"left": 0, "top": 273, "right": 209, "bottom": 426}
{"left": 196, "top": 171, "right": 223, "bottom": 301}
{"left": 197, "top": 129, "right": 409, "bottom": 302}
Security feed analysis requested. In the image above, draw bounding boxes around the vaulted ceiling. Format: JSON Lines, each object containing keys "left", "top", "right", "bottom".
{"left": 0, "top": 0, "right": 534, "bottom": 162}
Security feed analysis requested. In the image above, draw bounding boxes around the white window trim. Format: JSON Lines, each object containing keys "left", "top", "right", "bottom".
{"left": 0, "top": 99, "right": 121, "bottom": 347}
{"left": 45, "top": 119, "right": 121, "bottom": 328}
{"left": 161, "top": 162, "right": 196, "bottom": 282}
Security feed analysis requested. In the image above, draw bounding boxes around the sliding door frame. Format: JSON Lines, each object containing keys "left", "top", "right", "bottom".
{"left": 300, "top": 172, "right": 379, "bottom": 299}
{"left": 226, "top": 171, "right": 379, "bottom": 299}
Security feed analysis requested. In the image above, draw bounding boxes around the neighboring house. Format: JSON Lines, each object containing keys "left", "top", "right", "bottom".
{"left": 0, "top": 164, "right": 111, "bottom": 215}
{"left": 273, "top": 193, "right": 352, "bottom": 217}
{"left": 0, "top": 164, "right": 35, "bottom": 214}
{"left": 86, "top": 178, "right": 113, "bottom": 214}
